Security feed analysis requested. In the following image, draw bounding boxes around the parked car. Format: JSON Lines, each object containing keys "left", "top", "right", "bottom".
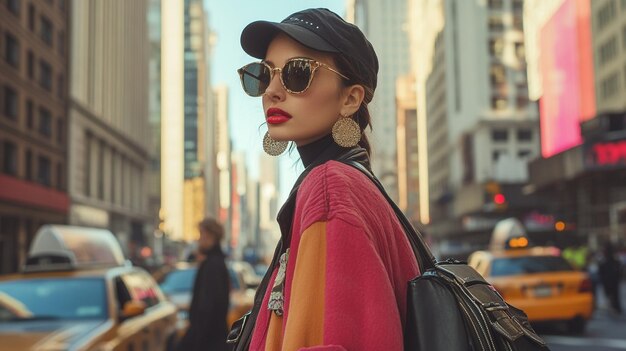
{"left": 229, "top": 260, "right": 262, "bottom": 289}
{"left": 468, "top": 242, "right": 594, "bottom": 334}
{"left": 158, "top": 260, "right": 255, "bottom": 331}
{"left": 0, "top": 225, "right": 179, "bottom": 351}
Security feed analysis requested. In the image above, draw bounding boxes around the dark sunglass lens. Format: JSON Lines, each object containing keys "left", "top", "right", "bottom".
{"left": 241, "top": 63, "right": 270, "bottom": 96}
{"left": 282, "top": 60, "right": 312, "bottom": 93}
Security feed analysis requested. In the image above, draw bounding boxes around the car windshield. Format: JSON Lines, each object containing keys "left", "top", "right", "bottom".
{"left": 0, "top": 278, "right": 107, "bottom": 322}
{"left": 160, "top": 268, "right": 197, "bottom": 294}
{"left": 490, "top": 256, "right": 574, "bottom": 277}
{"left": 160, "top": 266, "right": 242, "bottom": 293}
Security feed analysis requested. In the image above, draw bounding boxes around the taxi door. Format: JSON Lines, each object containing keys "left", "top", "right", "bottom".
{"left": 112, "top": 271, "right": 177, "bottom": 351}
{"left": 133, "top": 270, "right": 178, "bottom": 350}
{"left": 112, "top": 274, "right": 151, "bottom": 351}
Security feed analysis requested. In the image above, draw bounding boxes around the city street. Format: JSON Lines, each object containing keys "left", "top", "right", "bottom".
{"left": 1, "top": 0, "right": 626, "bottom": 349}
{"left": 540, "top": 282, "right": 626, "bottom": 351}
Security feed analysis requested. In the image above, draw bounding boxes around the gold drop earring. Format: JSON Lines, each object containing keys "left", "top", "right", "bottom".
{"left": 332, "top": 114, "right": 361, "bottom": 148}
{"left": 262, "top": 131, "right": 288, "bottom": 156}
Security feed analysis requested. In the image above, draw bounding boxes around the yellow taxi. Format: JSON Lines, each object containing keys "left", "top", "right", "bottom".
{"left": 0, "top": 225, "right": 179, "bottom": 351}
{"left": 468, "top": 239, "right": 594, "bottom": 334}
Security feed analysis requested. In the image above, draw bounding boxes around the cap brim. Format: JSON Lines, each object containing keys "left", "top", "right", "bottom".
{"left": 241, "top": 20, "right": 338, "bottom": 59}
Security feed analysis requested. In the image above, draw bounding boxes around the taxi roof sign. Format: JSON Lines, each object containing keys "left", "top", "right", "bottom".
{"left": 489, "top": 218, "right": 528, "bottom": 251}
{"left": 24, "top": 225, "right": 126, "bottom": 272}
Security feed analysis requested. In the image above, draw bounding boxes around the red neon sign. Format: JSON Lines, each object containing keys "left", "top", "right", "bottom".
{"left": 589, "top": 141, "right": 626, "bottom": 166}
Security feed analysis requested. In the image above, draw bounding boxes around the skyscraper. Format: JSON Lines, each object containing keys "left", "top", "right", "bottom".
{"left": 349, "top": 0, "right": 411, "bottom": 202}
{"left": 147, "top": 0, "right": 162, "bottom": 248}
{"left": 412, "top": 0, "right": 540, "bottom": 245}
{"left": 68, "top": 0, "right": 151, "bottom": 254}
{"left": 161, "top": 0, "right": 215, "bottom": 241}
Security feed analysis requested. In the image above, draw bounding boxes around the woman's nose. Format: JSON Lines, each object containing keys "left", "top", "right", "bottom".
{"left": 264, "top": 70, "right": 285, "bottom": 101}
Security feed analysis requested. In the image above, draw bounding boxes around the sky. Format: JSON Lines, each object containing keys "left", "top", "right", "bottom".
{"left": 204, "top": 0, "right": 345, "bottom": 201}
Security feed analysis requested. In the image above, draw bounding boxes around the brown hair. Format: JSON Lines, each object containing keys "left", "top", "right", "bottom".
{"left": 333, "top": 54, "right": 374, "bottom": 157}
{"left": 198, "top": 217, "right": 224, "bottom": 242}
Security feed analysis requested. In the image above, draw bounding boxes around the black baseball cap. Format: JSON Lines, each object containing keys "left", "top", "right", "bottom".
{"left": 240, "top": 8, "right": 379, "bottom": 92}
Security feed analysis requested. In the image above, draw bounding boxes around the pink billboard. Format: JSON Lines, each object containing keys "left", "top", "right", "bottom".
{"left": 539, "top": 0, "right": 595, "bottom": 158}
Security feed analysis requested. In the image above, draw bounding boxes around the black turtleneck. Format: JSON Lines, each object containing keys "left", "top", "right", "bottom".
{"left": 296, "top": 133, "right": 338, "bottom": 168}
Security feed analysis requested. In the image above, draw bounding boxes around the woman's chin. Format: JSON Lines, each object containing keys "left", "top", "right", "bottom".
{"left": 267, "top": 131, "right": 293, "bottom": 143}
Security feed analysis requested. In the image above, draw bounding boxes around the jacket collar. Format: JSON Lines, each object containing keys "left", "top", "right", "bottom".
{"left": 276, "top": 140, "right": 370, "bottom": 246}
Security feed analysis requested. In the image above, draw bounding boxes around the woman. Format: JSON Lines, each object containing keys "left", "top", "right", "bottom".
{"left": 231, "top": 8, "right": 419, "bottom": 351}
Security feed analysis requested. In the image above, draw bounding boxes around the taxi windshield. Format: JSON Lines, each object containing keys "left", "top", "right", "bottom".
{"left": 0, "top": 278, "right": 107, "bottom": 322}
{"left": 491, "top": 256, "right": 573, "bottom": 277}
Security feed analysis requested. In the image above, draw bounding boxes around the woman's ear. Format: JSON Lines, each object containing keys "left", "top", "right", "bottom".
{"left": 341, "top": 84, "right": 365, "bottom": 116}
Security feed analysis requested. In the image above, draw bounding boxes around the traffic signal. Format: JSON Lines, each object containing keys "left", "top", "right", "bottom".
{"left": 485, "top": 181, "right": 508, "bottom": 211}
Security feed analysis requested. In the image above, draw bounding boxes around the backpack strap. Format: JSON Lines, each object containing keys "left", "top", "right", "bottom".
{"left": 341, "top": 160, "right": 437, "bottom": 272}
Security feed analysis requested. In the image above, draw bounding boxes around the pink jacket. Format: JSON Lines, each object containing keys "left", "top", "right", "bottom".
{"left": 249, "top": 161, "right": 419, "bottom": 351}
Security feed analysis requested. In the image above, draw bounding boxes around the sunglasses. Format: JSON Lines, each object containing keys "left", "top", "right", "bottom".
{"left": 237, "top": 58, "right": 348, "bottom": 97}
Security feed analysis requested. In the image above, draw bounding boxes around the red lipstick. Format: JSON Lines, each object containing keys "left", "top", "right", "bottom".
{"left": 266, "top": 108, "right": 292, "bottom": 124}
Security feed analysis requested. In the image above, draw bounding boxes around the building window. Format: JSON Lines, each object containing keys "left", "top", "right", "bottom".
{"left": 57, "top": 31, "right": 65, "bottom": 57}
{"left": 59, "top": 0, "right": 65, "bottom": 11}
{"left": 39, "top": 60, "right": 52, "bottom": 91}
{"left": 491, "top": 96, "right": 508, "bottom": 110}
{"left": 2, "top": 141, "right": 17, "bottom": 176}
{"left": 56, "top": 118, "right": 63, "bottom": 144}
{"left": 27, "top": 50, "right": 35, "bottom": 79}
{"left": 517, "top": 129, "right": 532, "bottom": 141}
{"left": 26, "top": 99, "right": 34, "bottom": 128}
{"left": 28, "top": 4, "right": 35, "bottom": 31}
{"left": 518, "top": 150, "right": 531, "bottom": 159}
{"left": 56, "top": 162, "right": 63, "bottom": 190}
{"left": 4, "top": 32, "right": 20, "bottom": 68}
{"left": 492, "top": 150, "right": 507, "bottom": 161}
{"left": 490, "top": 64, "right": 506, "bottom": 84}
{"left": 40, "top": 16, "right": 53, "bottom": 46}
{"left": 514, "top": 42, "right": 525, "bottom": 61}
{"left": 489, "top": 38, "right": 504, "bottom": 56}
{"left": 85, "top": 133, "right": 91, "bottom": 196}
{"left": 512, "top": 0, "right": 523, "bottom": 12}
{"left": 597, "top": 1, "right": 617, "bottom": 32}
{"left": 3, "top": 86, "right": 18, "bottom": 120}
{"left": 37, "top": 155, "right": 51, "bottom": 186}
{"left": 598, "top": 36, "right": 618, "bottom": 65}
{"left": 513, "top": 16, "right": 524, "bottom": 31}
{"left": 488, "top": 0, "right": 503, "bottom": 10}
{"left": 492, "top": 129, "right": 508, "bottom": 142}
{"left": 98, "top": 141, "right": 104, "bottom": 200}
{"left": 516, "top": 96, "right": 529, "bottom": 109}
{"left": 56, "top": 74, "right": 64, "bottom": 99}
{"left": 6, "top": 0, "right": 20, "bottom": 14}
{"left": 111, "top": 150, "right": 117, "bottom": 204}
{"left": 39, "top": 107, "right": 51, "bottom": 137}
{"left": 25, "top": 149, "right": 32, "bottom": 180}
{"left": 601, "top": 74, "right": 621, "bottom": 99}
{"left": 488, "top": 17, "right": 503, "bottom": 31}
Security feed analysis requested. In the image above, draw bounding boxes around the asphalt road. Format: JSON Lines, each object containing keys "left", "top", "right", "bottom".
{"left": 540, "top": 282, "right": 626, "bottom": 351}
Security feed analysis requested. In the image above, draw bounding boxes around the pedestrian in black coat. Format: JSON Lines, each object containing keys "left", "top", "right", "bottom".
{"left": 177, "top": 218, "right": 230, "bottom": 351}
{"left": 599, "top": 243, "right": 623, "bottom": 314}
